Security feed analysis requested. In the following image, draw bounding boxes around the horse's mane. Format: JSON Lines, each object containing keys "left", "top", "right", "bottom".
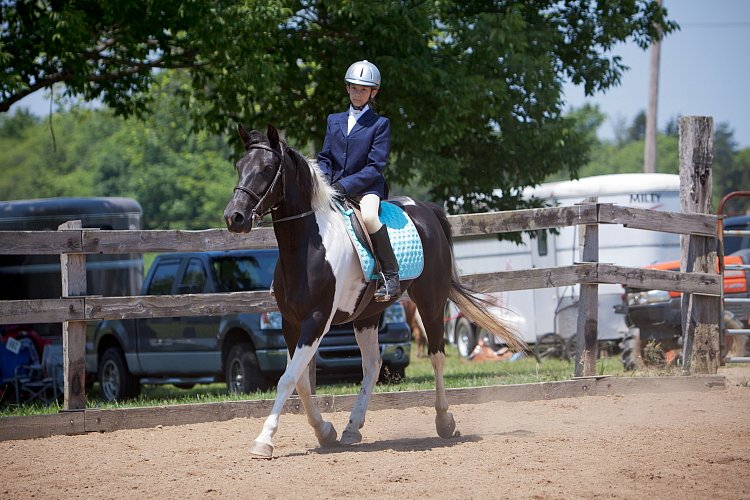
{"left": 285, "top": 146, "right": 338, "bottom": 215}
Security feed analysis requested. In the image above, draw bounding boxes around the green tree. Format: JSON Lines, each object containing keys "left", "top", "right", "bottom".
{"left": 0, "top": 73, "right": 235, "bottom": 228}
{"left": 2, "top": 0, "right": 677, "bottom": 213}
{"left": 711, "top": 122, "right": 750, "bottom": 208}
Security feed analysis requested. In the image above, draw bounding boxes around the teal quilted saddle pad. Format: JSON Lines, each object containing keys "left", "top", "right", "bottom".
{"left": 339, "top": 201, "right": 424, "bottom": 281}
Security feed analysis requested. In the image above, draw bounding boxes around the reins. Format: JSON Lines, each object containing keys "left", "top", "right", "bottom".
{"left": 233, "top": 143, "right": 314, "bottom": 225}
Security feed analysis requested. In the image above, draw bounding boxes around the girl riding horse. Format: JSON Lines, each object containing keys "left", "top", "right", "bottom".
{"left": 317, "top": 59, "right": 399, "bottom": 301}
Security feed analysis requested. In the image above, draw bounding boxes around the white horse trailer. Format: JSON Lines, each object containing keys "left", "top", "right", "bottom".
{"left": 446, "top": 173, "right": 682, "bottom": 357}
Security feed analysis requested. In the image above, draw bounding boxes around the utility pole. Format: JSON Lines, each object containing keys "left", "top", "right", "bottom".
{"left": 644, "top": 0, "right": 662, "bottom": 173}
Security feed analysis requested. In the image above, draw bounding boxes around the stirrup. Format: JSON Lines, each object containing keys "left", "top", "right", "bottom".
{"left": 374, "top": 273, "right": 399, "bottom": 302}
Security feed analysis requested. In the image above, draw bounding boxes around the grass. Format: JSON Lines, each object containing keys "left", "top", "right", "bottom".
{"left": 1, "top": 343, "right": 626, "bottom": 418}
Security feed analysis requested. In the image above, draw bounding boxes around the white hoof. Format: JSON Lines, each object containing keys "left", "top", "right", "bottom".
{"left": 315, "top": 421, "right": 339, "bottom": 447}
{"left": 435, "top": 411, "right": 460, "bottom": 439}
{"left": 340, "top": 429, "right": 362, "bottom": 445}
{"left": 249, "top": 440, "right": 274, "bottom": 459}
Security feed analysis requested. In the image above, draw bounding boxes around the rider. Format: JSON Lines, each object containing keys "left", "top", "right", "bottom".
{"left": 317, "top": 59, "right": 400, "bottom": 302}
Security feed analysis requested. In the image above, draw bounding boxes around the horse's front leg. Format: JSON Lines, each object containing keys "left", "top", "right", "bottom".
{"left": 340, "top": 315, "right": 382, "bottom": 445}
{"left": 294, "top": 355, "right": 338, "bottom": 448}
{"left": 250, "top": 315, "right": 329, "bottom": 459}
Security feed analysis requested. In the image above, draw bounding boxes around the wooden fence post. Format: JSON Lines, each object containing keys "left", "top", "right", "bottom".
{"left": 574, "top": 197, "right": 599, "bottom": 377}
{"left": 59, "top": 220, "right": 87, "bottom": 410}
{"left": 679, "top": 116, "right": 720, "bottom": 374}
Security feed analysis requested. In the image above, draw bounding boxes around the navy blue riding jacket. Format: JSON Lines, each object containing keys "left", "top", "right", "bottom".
{"left": 317, "top": 109, "right": 390, "bottom": 199}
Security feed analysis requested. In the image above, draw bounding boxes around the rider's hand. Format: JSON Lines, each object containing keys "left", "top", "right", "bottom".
{"left": 332, "top": 182, "right": 346, "bottom": 198}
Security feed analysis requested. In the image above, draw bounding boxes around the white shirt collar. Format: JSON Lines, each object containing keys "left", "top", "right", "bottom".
{"left": 348, "top": 104, "right": 369, "bottom": 117}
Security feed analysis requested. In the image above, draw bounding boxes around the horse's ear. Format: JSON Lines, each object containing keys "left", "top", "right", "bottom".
{"left": 266, "top": 124, "right": 280, "bottom": 150}
{"left": 237, "top": 123, "right": 253, "bottom": 149}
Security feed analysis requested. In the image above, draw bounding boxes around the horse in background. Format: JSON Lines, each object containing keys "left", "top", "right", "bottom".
{"left": 401, "top": 299, "right": 427, "bottom": 358}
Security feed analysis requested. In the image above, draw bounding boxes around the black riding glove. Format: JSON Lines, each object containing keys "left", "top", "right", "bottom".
{"left": 332, "top": 182, "right": 346, "bottom": 198}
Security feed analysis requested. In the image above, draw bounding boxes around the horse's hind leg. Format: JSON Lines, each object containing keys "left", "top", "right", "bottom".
{"left": 418, "top": 303, "right": 460, "bottom": 439}
{"left": 294, "top": 356, "right": 338, "bottom": 447}
{"left": 340, "top": 315, "right": 381, "bottom": 445}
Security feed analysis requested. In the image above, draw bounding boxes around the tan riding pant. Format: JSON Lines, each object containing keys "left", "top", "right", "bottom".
{"left": 358, "top": 193, "right": 383, "bottom": 234}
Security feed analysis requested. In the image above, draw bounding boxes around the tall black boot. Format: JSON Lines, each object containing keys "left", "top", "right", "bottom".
{"left": 370, "top": 226, "right": 400, "bottom": 302}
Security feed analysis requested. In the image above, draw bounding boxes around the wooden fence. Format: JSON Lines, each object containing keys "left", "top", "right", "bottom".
{"left": 0, "top": 116, "right": 722, "bottom": 412}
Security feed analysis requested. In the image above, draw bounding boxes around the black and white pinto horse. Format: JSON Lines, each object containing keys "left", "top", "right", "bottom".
{"left": 224, "top": 124, "right": 524, "bottom": 459}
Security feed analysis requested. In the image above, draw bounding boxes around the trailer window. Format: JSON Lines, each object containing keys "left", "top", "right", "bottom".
{"left": 536, "top": 230, "right": 548, "bottom": 257}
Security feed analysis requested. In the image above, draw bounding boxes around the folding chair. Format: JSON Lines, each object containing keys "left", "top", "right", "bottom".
{"left": 13, "top": 342, "right": 63, "bottom": 405}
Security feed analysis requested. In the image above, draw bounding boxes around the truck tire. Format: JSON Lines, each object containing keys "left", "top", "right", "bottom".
{"left": 98, "top": 347, "right": 141, "bottom": 402}
{"left": 379, "top": 364, "right": 406, "bottom": 384}
{"left": 443, "top": 302, "right": 457, "bottom": 344}
{"left": 620, "top": 329, "right": 641, "bottom": 371}
{"left": 226, "top": 343, "right": 271, "bottom": 394}
{"left": 455, "top": 317, "right": 476, "bottom": 358}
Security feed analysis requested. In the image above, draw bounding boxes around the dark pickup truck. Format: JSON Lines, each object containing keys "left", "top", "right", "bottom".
{"left": 86, "top": 250, "right": 411, "bottom": 401}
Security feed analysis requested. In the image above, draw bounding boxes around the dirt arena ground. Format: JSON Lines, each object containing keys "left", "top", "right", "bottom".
{"left": 3, "top": 371, "right": 749, "bottom": 499}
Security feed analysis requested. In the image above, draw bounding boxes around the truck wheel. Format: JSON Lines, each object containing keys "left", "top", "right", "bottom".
{"left": 534, "top": 333, "right": 565, "bottom": 360}
{"left": 226, "top": 343, "right": 271, "bottom": 394}
{"left": 379, "top": 365, "right": 406, "bottom": 384}
{"left": 443, "top": 302, "right": 457, "bottom": 344}
{"left": 620, "top": 329, "right": 641, "bottom": 371}
{"left": 455, "top": 317, "right": 476, "bottom": 358}
{"left": 98, "top": 347, "right": 140, "bottom": 402}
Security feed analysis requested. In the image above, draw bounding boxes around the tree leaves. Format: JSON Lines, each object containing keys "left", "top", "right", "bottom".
{"left": 2, "top": 0, "right": 679, "bottom": 217}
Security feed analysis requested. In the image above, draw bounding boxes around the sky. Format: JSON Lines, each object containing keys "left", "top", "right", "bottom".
{"left": 14, "top": 0, "right": 750, "bottom": 149}
{"left": 563, "top": 0, "right": 750, "bottom": 148}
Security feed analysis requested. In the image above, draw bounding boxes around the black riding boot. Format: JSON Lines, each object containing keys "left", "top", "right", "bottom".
{"left": 370, "top": 226, "right": 400, "bottom": 302}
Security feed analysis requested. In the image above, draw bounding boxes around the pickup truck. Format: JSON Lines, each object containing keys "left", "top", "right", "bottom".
{"left": 86, "top": 250, "right": 411, "bottom": 401}
{"left": 617, "top": 215, "right": 750, "bottom": 368}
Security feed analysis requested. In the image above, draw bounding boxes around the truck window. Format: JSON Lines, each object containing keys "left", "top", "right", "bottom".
{"left": 147, "top": 261, "right": 180, "bottom": 295}
{"left": 179, "top": 259, "right": 207, "bottom": 294}
{"left": 212, "top": 254, "right": 278, "bottom": 292}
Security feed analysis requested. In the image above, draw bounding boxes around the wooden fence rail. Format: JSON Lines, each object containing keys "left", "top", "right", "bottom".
{"left": 0, "top": 204, "right": 716, "bottom": 255}
{"left": 0, "top": 205, "right": 721, "bottom": 327}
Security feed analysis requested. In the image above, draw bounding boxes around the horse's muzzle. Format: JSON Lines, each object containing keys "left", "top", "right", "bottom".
{"left": 224, "top": 208, "right": 253, "bottom": 233}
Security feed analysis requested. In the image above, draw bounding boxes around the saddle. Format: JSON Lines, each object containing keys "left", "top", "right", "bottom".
{"left": 338, "top": 197, "right": 424, "bottom": 282}
{"left": 337, "top": 197, "right": 424, "bottom": 320}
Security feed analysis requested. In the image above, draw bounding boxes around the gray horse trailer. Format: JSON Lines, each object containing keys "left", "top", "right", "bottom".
{"left": 446, "top": 173, "right": 682, "bottom": 357}
{"left": 0, "top": 197, "right": 143, "bottom": 339}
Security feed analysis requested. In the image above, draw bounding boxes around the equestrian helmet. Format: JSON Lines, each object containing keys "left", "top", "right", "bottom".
{"left": 344, "top": 60, "right": 381, "bottom": 88}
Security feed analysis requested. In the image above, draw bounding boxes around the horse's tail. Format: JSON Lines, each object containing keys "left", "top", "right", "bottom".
{"left": 428, "top": 203, "right": 527, "bottom": 353}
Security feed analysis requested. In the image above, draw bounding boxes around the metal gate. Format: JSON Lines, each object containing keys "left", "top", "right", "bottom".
{"left": 719, "top": 191, "right": 750, "bottom": 364}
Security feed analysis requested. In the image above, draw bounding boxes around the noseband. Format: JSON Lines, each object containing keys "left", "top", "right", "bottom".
{"left": 233, "top": 144, "right": 314, "bottom": 225}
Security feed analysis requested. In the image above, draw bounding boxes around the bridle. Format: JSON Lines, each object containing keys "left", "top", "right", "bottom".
{"left": 233, "top": 143, "right": 315, "bottom": 225}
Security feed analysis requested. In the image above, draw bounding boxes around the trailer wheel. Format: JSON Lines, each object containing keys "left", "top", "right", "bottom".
{"left": 534, "top": 333, "right": 565, "bottom": 360}
{"left": 455, "top": 317, "right": 476, "bottom": 358}
{"left": 226, "top": 342, "right": 271, "bottom": 394}
{"left": 98, "top": 347, "right": 140, "bottom": 402}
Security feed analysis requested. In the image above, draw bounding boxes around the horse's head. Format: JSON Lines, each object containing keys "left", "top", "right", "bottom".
{"left": 224, "top": 124, "right": 285, "bottom": 233}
